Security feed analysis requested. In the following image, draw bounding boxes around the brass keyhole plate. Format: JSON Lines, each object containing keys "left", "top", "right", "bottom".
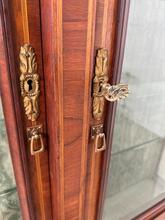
{"left": 19, "top": 44, "right": 40, "bottom": 121}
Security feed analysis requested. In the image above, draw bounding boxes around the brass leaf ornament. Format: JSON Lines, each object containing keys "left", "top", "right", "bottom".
{"left": 19, "top": 44, "right": 40, "bottom": 122}
{"left": 92, "top": 48, "right": 129, "bottom": 121}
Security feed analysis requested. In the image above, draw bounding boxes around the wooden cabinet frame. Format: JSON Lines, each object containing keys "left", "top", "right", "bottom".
{"left": 97, "top": 1, "right": 165, "bottom": 220}
{"left": 0, "top": 0, "right": 165, "bottom": 219}
{"left": 0, "top": 1, "right": 33, "bottom": 219}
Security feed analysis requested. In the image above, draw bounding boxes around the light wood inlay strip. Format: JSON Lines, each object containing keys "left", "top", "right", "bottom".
{"left": 101, "top": 0, "right": 109, "bottom": 47}
{"left": 53, "top": 0, "right": 65, "bottom": 219}
{"left": 20, "top": 0, "right": 29, "bottom": 43}
{"left": 79, "top": 0, "right": 97, "bottom": 219}
{"left": 32, "top": 122, "right": 46, "bottom": 220}
{"left": 35, "top": 155, "right": 46, "bottom": 220}
{"left": 87, "top": 148, "right": 98, "bottom": 220}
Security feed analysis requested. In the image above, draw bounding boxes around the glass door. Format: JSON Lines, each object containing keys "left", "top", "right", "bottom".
{"left": 103, "top": 0, "right": 165, "bottom": 219}
{"left": 0, "top": 96, "right": 21, "bottom": 219}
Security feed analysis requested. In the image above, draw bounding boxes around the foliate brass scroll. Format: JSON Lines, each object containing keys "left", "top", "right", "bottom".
{"left": 19, "top": 44, "right": 40, "bottom": 122}
{"left": 19, "top": 44, "right": 44, "bottom": 155}
{"left": 92, "top": 48, "right": 129, "bottom": 121}
{"left": 93, "top": 49, "right": 108, "bottom": 121}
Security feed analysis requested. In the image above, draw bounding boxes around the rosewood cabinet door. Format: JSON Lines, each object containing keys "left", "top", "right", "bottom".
{"left": 98, "top": 1, "right": 165, "bottom": 220}
{"left": 2, "top": 0, "right": 165, "bottom": 220}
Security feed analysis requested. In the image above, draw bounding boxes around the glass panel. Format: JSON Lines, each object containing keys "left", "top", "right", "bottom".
{"left": 103, "top": 0, "right": 165, "bottom": 219}
{"left": 0, "top": 96, "right": 21, "bottom": 219}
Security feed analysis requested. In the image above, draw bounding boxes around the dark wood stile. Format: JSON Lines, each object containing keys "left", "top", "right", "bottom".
{"left": 0, "top": 1, "right": 33, "bottom": 219}
{"left": 0, "top": 0, "right": 52, "bottom": 219}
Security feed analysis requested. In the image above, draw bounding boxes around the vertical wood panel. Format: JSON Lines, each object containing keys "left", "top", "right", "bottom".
{"left": 79, "top": 0, "right": 97, "bottom": 219}
{"left": 63, "top": 0, "right": 88, "bottom": 218}
{"left": 41, "top": 0, "right": 118, "bottom": 219}
{"left": 41, "top": 0, "right": 65, "bottom": 219}
{"left": 0, "top": 2, "right": 31, "bottom": 219}
{"left": 2, "top": 0, "right": 53, "bottom": 219}
{"left": 84, "top": 0, "right": 118, "bottom": 220}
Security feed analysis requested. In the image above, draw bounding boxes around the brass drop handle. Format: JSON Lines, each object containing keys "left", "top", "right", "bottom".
{"left": 27, "top": 125, "right": 45, "bottom": 155}
{"left": 91, "top": 124, "right": 106, "bottom": 152}
{"left": 92, "top": 48, "right": 129, "bottom": 121}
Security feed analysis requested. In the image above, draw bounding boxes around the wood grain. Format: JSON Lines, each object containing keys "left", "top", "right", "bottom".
{"left": 0, "top": 1, "right": 32, "bottom": 219}
{"left": 1, "top": 0, "right": 52, "bottom": 219}
{"left": 2, "top": 0, "right": 164, "bottom": 219}
{"left": 41, "top": 0, "right": 95, "bottom": 219}
{"left": 40, "top": 0, "right": 65, "bottom": 219}
{"left": 41, "top": 0, "right": 119, "bottom": 219}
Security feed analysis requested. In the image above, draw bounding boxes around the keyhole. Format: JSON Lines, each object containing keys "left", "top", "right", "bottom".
{"left": 27, "top": 79, "right": 33, "bottom": 91}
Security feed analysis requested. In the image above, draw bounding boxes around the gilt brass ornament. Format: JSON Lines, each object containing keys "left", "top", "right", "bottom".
{"left": 27, "top": 125, "right": 44, "bottom": 155}
{"left": 19, "top": 44, "right": 40, "bottom": 122}
{"left": 92, "top": 48, "right": 129, "bottom": 121}
{"left": 19, "top": 44, "right": 45, "bottom": 155}
{"left": 91, "top": 124, "right": 106, "bottom": 152}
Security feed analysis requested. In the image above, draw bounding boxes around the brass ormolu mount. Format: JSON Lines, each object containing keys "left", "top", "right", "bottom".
{"left": 92, "top": 48, "right": 129, "bottom": 121}
{"left": 91, "top": 48, "right": 129, "bottom": 152}
{"left": 19, "top": 44, "right": 44, "bottom": 155}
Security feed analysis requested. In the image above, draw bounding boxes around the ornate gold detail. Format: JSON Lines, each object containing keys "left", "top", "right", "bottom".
{"left": 91, "top": 124, "right": 106, "bottom": 152}
{"left": 101, "top": 83, "right": 129, "bottom": 102}
{"left": 27, "top": 125, "right": 44, "bottom": 155}
{"left": 19, "top": 44, "right": 40, "bottom": 122}
{"left": 92, "top": 48, "right": 129, "bottom": 120}
{"left": 93, "top": 49, "right": 108, "bottom": 121}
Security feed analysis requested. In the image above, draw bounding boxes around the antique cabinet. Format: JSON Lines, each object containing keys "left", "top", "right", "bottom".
{"left": 0, "top": 0, "right": 165, "bottom": 220}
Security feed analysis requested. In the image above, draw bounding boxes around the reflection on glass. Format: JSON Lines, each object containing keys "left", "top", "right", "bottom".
{"left": 0, "top": 96, "right": 21, "bottom": 219}
{"left": 103, "top": 0, "right": 165, "bottom": 219}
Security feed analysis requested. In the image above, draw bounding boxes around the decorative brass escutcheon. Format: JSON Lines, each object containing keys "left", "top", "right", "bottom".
{"left": 92, "top": 48, "right": 129, "bottom": 121}
{"left": 19, "top": 44, "right": 44, "bottom": 155}
{"left": 19, "top": 44, "right": 40, "bottom": 122}
{"left": 91, "top": 124, "right": 106, "bottom": 152}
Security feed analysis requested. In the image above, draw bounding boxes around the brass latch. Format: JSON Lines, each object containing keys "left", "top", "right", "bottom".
{"left": 92, "top": 48, "right": 129, "bottom": 121}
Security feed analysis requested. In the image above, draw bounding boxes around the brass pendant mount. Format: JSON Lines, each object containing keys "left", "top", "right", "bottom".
{"left": 91, "top": 124, "right": 106, "bottom": 152}
{"left": 19, "top": 44, "right": 44, "bottom": 155}
{"left": 92, "top": 48, "right": 129, "bottom": 121}
{"left": 27, "top": 125, "right": 44, "bottom": 155}
{"left": 91, "top": 48, "right": 129, "bottom": 153}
